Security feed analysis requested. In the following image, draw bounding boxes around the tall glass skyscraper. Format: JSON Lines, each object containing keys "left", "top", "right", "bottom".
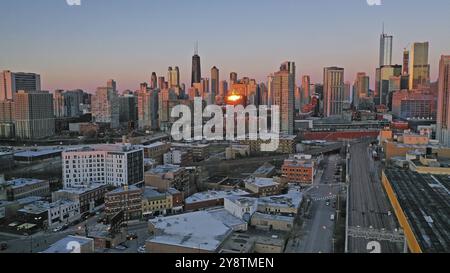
{"left": 379, "top": 32, "right": 393, "bottom": 67}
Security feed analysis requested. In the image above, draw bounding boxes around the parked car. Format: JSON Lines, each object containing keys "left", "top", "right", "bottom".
{"left": 114, "top": 244, "right": 127, "bottom": 251}
{"left": 0, "top": 242, "right": 8, "bottom": 251}
{"left": 137, "top": 246, "right": 146, "bottom": 253}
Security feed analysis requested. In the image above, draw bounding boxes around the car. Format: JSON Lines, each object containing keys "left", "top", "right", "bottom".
{"left": 137, "top": 246, "right": 146, "bottom": 253}
{"left": 0, "top": 242, "right": 8, "bottom": 251}
{"left": 326, "top": 201, "right": 330, "bottom": 206}
{"left": 115, "top": 244, "right": 127, "bottom": 251}
{"left": 127, "top": 233, "right": 138, "bottom": 240}
{"left": 53, "top": 226, "right": 63, "bottom": 232}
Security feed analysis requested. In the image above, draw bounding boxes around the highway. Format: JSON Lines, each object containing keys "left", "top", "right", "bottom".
{"left": 346, "top": 141, "right": 402, "bottom": 253}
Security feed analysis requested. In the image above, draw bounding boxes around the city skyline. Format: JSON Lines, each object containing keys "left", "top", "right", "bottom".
{"left": 1, "top": 0, "right": 450, "bottom": 92}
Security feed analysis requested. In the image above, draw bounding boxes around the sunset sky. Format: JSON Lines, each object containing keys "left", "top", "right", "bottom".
{"left": 1, "top": 0, "right": 449, "bottom": 92}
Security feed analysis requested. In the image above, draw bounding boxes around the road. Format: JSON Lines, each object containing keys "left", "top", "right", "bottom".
{"left": 286, "top": 154, "right": 342, "bottom": 253}
{"left": 346, "top": 142, "right": 402, "bottom": 253}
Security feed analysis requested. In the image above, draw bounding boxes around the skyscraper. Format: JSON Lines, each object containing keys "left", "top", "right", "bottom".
{"left": 211, "top": 66, "right": 219, "bottom": 104}
{"left": 379, "top": 30, "right": 393, "bottom": 67}
{"left": 267, "top": 74, "right": 274, "bottom": 107}
{"left": 323, "top": 67, "right": 345, "bottom": 117}
{"left": 353, "top": 72, "right": 370, "bottom": 107}
{"left": 158, "top": 77, "right": 166, "bottom": 90}
{"left": 0, "top": 71, "right": 41, "bottom": 101}
{"left": 53, "top": 90, "right": 65, "bottom": 118}
{"left": 168, "top": 66, "right": 180, "bottom": 88}
{"left": 14, "top": 90, "right": 55, "bottom": 139}
{"left": 437, "top": 55, "right": 450, "bottom": 147}
{"left": 409, "top": 42, "right": 431, "bottom": 90}
{"left": 273, "top": 62, "right": 295, "bottom": 135}
{"left": 150, "top": 72, "right": 158, "bottom": 89}
{"left": 191, "top": 46, "right": 201, "bottom": 87}
{"left": 375, "top": 65, "right": 402, "bottom": 106}
{"left": 230, "top": 72, "right": 238, "bottom": 84}
{"left": 92, "top": 81, "right": 120, "bottom": 129}
{"left": 403, "top": 49, "right": 410, "bottom": 75}
{"left": 138, "top": 83, "right": 159, "bottom": 130}
{"left": 219, "top": 80, "right": 228, "bottom": 98}
{"left": 107, "top": 79, "right": 117, "bottom": 92}
{"left": 301, "top": 75, "right": 311, "bottom": 107}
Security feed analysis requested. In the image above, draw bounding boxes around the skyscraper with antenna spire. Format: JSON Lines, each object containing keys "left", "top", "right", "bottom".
{"left": 191, "top": 42, "right": 201, "bottom": 87}
{"left": 379, "top": 23, "right": 393, "bottom": 67}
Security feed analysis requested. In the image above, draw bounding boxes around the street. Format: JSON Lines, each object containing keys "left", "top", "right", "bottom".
{"left": 286, "top": 154, "right": 342, "bottom": 253}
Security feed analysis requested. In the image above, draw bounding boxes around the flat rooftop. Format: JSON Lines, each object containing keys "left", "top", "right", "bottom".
{"left": 207, "top": 208, "right": 247, "bottom": 231}
{"left": 225, "top": 196, "right": 258, "bottom": 207}
{"left": 148, "top": 211, "right": 232, "bottom": 252}
{"left": 54, "top": 183, "right": 106, "bottom": 194}
{"left": 384, "top": 168, "right": 450, "bottom": 253}
{"left": 14, "top": 149, "right": 63, "bottom": 158}
{"left": 143, "top": 187, "right": 166, "bottom": 199}
{"left": 245, "top": 177, "right": 279, "bottom": 188}
{"left": 65, "top": 144, "right": 142, "bottom": 153}
{"left": 258, "top": 191, "right": 303, "bottom": 210}
{"left": 140, "top": 142, "right": 168, "bottom": 149}
{"left": 185, "top": 189, "right": 250, "bottom": 204}
{"left": 252, "top": 212, "right": 295, "bottom": 223}
{"left": 2, "top": 178, "right": 46, "bottom": 189}
{"left": 253, "top": 163, "right": 276, "bottom": 176}
{"left": 41, "top": 236, "right": 93, "bottom": 253}
{"left": 147, "top": 164, "right": 183, "bottom": 174}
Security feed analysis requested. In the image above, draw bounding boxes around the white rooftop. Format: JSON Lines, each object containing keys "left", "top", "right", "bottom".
{"left": 245, "top": 177, "right": 279, "bottom": 188}
{"left": 148, "top": 211, "right": 232, "bottom": 252}
{"left": 185, "top": 189, "right": 250, "bottom": 204}
{"left": 41, "top": 236, "right": 93, "bottom": 253}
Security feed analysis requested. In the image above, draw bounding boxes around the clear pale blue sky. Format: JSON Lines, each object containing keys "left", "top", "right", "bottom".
{"left": 1, "top": 0, "right": 449, "bottom": 92}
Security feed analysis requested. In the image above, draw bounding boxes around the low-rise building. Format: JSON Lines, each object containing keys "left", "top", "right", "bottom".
{"left": 0, "top": 178, "right": 50, "bottom": 201}
{"left": 252, "top": 162, "right": 276, "bottom": 178}
{"left": 146, "top": 211, "right": 233, "bottom": 253}
{"left": 244, "top": 177, "right": 280, "bottom": 197}
{"left": 224, "top": 196, "right": 258, "bottom": 222}
{"left": 250, "top": 212, "right": 294, "bottom": 232}
{"left": 144, "top": 165, "right": 191, "bottom": 196}
{"left": 382, "top": 169, "right": 450, "bottom": 253}
{"left": 141, "top": 142, "right": 171, "bottom": 164}
{"left": 163, "top": 149, "right": 193, "bottom": 166}
{"left": 105, "top": 185, "right": 142, "bottom": 221}
{"left": 282, "top": 156, "right": 315, "bottom": 184}
{"left": 41, "top": 235, "right": 94, "bottom": 253}
{"left": 17, "top": 200, "right": 81, "bottom": 229}
{"left": 52, "top": 183, "right": 109, "bottom": 214}
{"left": 239, "top": 135, "right": 296, "bottom": 154}
{"left": 171, "top": 142, "right": 210, "bottom": 161}
{"left": 225, "top": 144, "right": 250, "bottom": 160}
{"left": 185, "top": 189, "right": 250, "bottom": 211}
{"left": 142, "top": 187, "right": 173, "bottom": 218}
{"left": 257, "top": 190, "right": 303, "bottom": 216}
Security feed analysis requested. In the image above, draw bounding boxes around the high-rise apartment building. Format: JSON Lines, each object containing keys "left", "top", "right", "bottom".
{"left": 137, "top": 83, "right": 159, "bottom": 130}
{"left": 323, "top": 67, "right": 345, "bottom": 117}
{"left": 92, "top": 84, "right": 120, "bottom": 129}
{"left": 151, "top": 72, "right": 158, "bottom": 89}
{"left": 53, "top": 90, "right": 65, "bottom": 118}
{"left": 64, "top": 90, "right": 84, "bottom": 118}
{"left": 301, "top": 75, "right": 311, "bottom": 107}
{"left": 0, "top": 71, "right": 41, "bottom": 101}
{"left": 14, "top": 90, "right": 55, "bottom": 139}
{"left": 211, "top": 66, "right": 219, "bottom": 104}
{"left": 437, "top": 55, "right": 450, "bottom": 147}
{"left": 353, "top": 72, "right": 370, "bottom": 107}
{"left": 230, "top": 72, "right": 238, "bottom": 84}
{"left": 168, "top": 67, "right": 180, "bottom": 88}
{"left": 409, "top": 42, "right": 431, "bottom": 90}
{"left": 273, "top": 62, "right": 295, "bottom": 134}
{"left": 403, "top": 49, "right": 410, "bottom": 75}
{"left": 219, "top": 80, "right": 228, "bottom": 98}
